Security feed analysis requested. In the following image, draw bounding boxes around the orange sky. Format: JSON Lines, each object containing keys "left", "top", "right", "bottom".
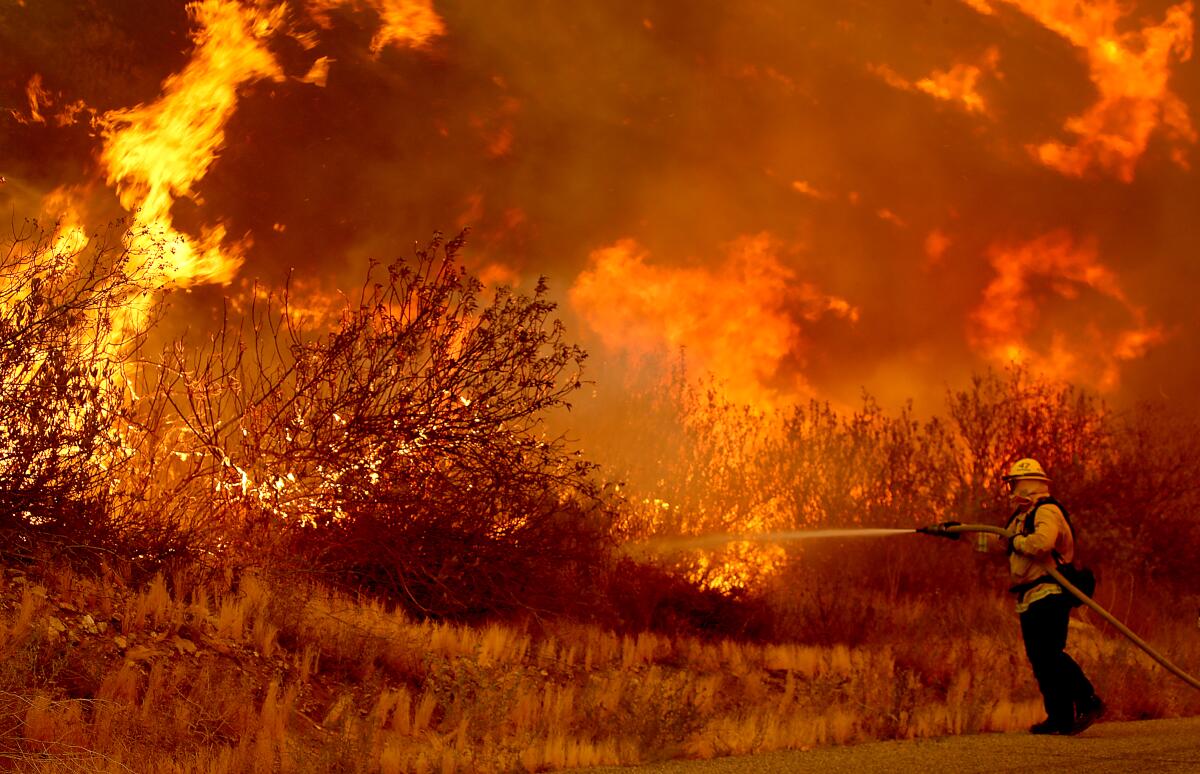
{"left": 1, "top": 0, "right": 1197, "bottom": 412}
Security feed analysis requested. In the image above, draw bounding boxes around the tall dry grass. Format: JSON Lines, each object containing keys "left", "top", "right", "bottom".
{"left": 0, "top": 558, "right": 1195, "bottom": 773}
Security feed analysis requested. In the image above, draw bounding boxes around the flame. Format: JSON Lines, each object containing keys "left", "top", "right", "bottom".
{"left": 234, "top": 275, "right": 350, "bottom": 333}
{"left": 92, "top": 0, "right": 444, "bottom": 311}
{"left": 869, "top": 63, "right": 914, "bottom": 93}
{"left": 13, "top": 75, "right": 50, "bottom": 125}
{"left": 304, "top": 0, "right": 445, "bottom": 53}
{"left": 971, "top": 1, "right": 1195, "bottom": 181}
{"left": 790, "top": 180, "right": 831, "bottom": 200}
{"left": 476, "top": 262, "right": 520, "bottom": 289}
{"left": 968, "top": 230, "right": 1164, "bottom": 389}
{"left": 99, "top": 0, "right": 285, "bottom": 306}
{"left": 41, "top": 187, "right": 90, "bottom": 259}
{"left": 51, "top": 216, "right": 89, "bottom": 260}
{"left": 876, "top": 208, "right": 907, "bottom": 228}
{"left": 25, "top": 0, "right": 448, "bottom": 355}
{"left": 300, "top": 56, "right": 333, "bottom": 87}
{"left": 470, "top": 96, "right": 521, "bottom": 158}
{"left": 9, "top": 75, "right": 90, "bottom": 127}
{"left": 962, "top": 0, "right": 997, "bottom": 12}
{"left": 915, "top": 47, "right": 1000, "bottom": 114}
{"left": 924, "top": 228, "right": 952, "bottom": 268}
{"left": 569, "top": 234, "right": 858, "bottom": 407}
{"left": 871, "top": 47, "right": 1000, "bottom": 115}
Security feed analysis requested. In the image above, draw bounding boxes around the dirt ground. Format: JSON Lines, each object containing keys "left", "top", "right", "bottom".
{"left": 582, "top": 716, "right": 1200, "bottom": 774}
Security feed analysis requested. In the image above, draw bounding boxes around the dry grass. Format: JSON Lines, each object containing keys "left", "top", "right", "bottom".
{"left": 0, "top": 560, "right": 1194, "bottom": 773}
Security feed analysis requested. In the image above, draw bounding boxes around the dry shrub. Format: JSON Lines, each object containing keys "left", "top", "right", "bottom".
{"left": 600, "top": 558, "right": 772, "bottom": 640}
{"left": 0, "top": 221, "right": 144, "bottom": 559}
{"left": 0, "top": 219, "right": 249, "bottom": 577}
{"left": 1, "top": 221, "right": 612, "bottom": 621}
{"left": 130, "top": 231, "right": 610, "bottom": 619}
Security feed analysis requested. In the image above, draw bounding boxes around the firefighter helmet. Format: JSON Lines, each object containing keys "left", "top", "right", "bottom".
{"left": 1002, "top": 458, "right": 1050, "bottom": 483}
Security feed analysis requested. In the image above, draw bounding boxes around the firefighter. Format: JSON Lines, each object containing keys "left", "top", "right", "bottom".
{"left": 1000, "top": 458, "right": 1104, "bottom": 735}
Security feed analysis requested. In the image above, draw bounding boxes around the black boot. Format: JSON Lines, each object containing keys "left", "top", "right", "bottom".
{"left": 1071, "top": 695, "right": 1105, "bottom": 735}
{"left": 1030, "top": 718, "right": 1072, "bottom": 735}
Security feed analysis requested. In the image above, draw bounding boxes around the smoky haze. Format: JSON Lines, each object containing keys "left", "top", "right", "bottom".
{"left": 1, "top": 0, "right": 1197, "bottom": 412}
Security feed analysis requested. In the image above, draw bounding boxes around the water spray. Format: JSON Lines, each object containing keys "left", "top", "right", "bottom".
{"left": 919, "top": 521, "right": 1200, "bottom": 692}
{"left": 628, "top": 528, "right": 915, "bottom": 556}
{"left": 627, "top": 523, "right": 1200, "bottom": 692}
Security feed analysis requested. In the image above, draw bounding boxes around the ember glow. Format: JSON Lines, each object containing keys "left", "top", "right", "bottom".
{"left": 2, "top": 0, "right": 1198, "bottom": 410}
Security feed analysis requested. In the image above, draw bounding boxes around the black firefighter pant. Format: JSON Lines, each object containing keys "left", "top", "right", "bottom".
{"left": 1019, "top": 592, "right": 1096, "bottom": 725}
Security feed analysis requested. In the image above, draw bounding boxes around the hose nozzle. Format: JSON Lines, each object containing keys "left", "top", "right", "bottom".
{"left": 917, "top": 521, "right": 963, "bottom": 540}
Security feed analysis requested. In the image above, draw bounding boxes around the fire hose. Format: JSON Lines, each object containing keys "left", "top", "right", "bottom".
{"left": 918, "top": 522, "right": 1200, "bottom": 692}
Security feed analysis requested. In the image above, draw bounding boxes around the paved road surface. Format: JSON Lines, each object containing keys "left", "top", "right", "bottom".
{"left": 582, "top": 717, "right": 1200, "bottom": 773}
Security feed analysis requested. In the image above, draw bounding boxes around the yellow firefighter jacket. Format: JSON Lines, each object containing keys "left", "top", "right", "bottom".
{"left": 1006, "top": 497, "right": 1075, "bottom": 613}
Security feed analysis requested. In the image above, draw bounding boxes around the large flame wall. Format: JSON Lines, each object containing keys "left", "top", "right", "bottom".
{"left": 1, "top": 0, "right": 1197, "bottom": 411}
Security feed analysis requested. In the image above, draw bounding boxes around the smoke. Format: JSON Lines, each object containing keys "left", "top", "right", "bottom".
{"left": 1, "top": 0, "right": 1197, "bottom": 411}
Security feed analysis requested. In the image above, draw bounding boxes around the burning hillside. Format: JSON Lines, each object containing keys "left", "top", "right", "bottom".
{"left": 1, "top": 0, "right": 1197, "bottom": 414}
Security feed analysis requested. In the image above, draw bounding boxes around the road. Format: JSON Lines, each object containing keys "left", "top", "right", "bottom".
{"left": 581, "top": 717, "right": 1200, "bottom": 773}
